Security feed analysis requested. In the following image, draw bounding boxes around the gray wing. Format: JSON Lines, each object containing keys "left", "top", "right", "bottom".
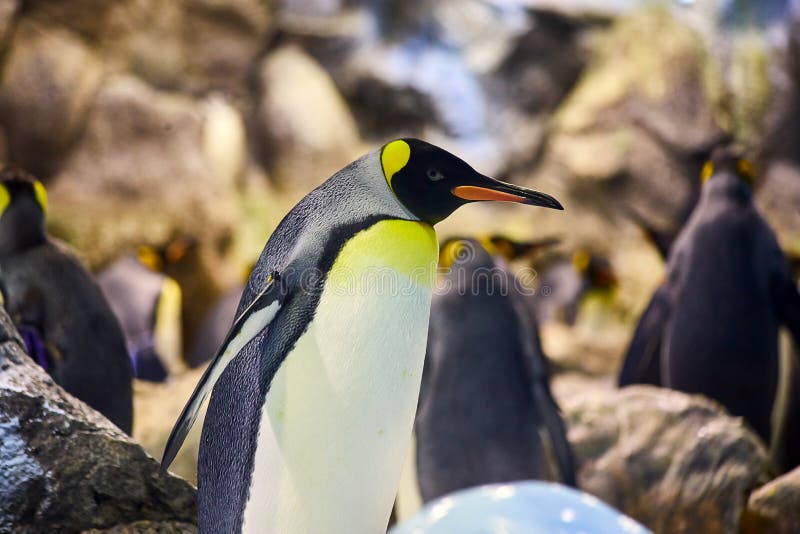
{"left": 618, "top": 284, "right": 671, "bottom": 387}
{"left": 508, "top": 283, "right": 576, "bottom": 487}
{"left": 160, "top": 273, "right": 288, "bottom": 472}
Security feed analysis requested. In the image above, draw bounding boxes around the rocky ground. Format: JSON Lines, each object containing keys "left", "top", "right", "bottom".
{"left": 1, "top": 0, "right": 800, "bottom": 532}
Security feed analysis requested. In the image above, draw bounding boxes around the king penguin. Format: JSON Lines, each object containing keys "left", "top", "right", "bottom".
{"left": 415, "top": 237, "right": 575, "bottom": 502}
{"left": 617, "top": 148, "right": 800, "bottom": 447}
{"left": 97, "top": 252, "right": 183, "bottom": 382}
{"left": 0, "top": 167, "right": 134, "bottom": 433}
{"left": 160, "top": 138, "right": 563, "bottom": 533}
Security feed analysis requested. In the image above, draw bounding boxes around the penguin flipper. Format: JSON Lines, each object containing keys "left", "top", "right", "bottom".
{"left": 507, "top": 285, "right": 576, "bottom": 486}
{"left": 618, "top": 284, "right": 671, "bottom": 387}
{"left": 533, "top": 379, "right": 577, "bottom": 487}
{"left": 160, "top": 273, "right": 286, "bottom": 473}
{"left": 776, "top": 276, "right": 800, "bottom": 346}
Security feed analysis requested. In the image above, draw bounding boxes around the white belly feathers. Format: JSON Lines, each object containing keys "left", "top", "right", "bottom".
{"left": 241, "top": 220, "right": 437, "bottom": 534}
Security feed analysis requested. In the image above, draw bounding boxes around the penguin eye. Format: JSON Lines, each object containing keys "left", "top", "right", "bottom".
{"left": 426, "top": 169, "right": 446, "bottom": 182}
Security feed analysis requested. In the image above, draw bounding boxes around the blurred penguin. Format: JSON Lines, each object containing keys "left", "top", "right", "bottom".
{"left": 415, "top": 237, "right": 575, "bottom": 502}
{"left": 534, "top": 248, "right": 618, "bottom": 326}
{"left": 187, "top": 282, "right": 245, "bottom": 369}
{"left": 0, "top": 167, "right": 133, "bottom": 433}
{"left": 617, "top": 148, "right": 800, "bottom": 459}
{"left": 149, "top": 234, "right": 226, "bottom": 349}
{"left": 97, "top": 247, "right": 184, "bottom": 382}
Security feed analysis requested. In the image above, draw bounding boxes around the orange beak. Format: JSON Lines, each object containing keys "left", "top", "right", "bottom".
{"left": 451, "top": 178, "right": 563, "bottom": 210}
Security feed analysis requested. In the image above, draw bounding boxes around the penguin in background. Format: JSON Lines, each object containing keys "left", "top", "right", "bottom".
{"left": 186, "top": 284, "right": 241, "bottom": 369}
{"left": 415, "top": 237, "right": 575, "bottom": 503}
{"left": 617, "top": 147, "right": 800, "bottom": 452}
{"left": 148, "top": 234, "right": 226, "bottom": 349}
{"left": 534, "top": 248, "right": 618, "bottom": 326}
{"left": 160, "top": 138, "right": 563, "bottom": 533}
{"left": 186, "top": 262, "right": 255, "bottom": 369}
{"left": 97, "top": 249, "right": 184, "bottom": 382}
{"left": 0, "top": 167, "right": 133, "bottom": 434}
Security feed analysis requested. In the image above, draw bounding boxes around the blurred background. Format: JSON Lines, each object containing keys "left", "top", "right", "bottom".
{"left": 1, "top": 0, "right": 799, "bottom": 529}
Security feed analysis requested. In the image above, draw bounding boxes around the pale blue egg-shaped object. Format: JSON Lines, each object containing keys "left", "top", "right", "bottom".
{"left": 390, "top": 481, "right": 651, "bottom": 534}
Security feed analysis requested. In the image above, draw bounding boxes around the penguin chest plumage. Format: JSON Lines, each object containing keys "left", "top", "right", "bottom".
{"left": 242, "top": 220, "right": 437, "bottom": 534}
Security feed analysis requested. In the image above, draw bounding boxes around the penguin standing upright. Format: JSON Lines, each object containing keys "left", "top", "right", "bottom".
{"left": 0, "top": 167, "right": 133, "bottom": 433}
{"left": 161, "top": 139, "right": 563, "bottom": 533}
{"left": 415, "top": 237, "right": 575, "bottom": 502}
{"left": 97, "top": 253, "right": 183, "bottom": 382}
{"left": 617, "top": 148, "right": 800, "bottom": 447}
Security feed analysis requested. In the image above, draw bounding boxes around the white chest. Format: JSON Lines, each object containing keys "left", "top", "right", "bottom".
{"left": 242, "top": 220, "right": 437, "bottom": 534}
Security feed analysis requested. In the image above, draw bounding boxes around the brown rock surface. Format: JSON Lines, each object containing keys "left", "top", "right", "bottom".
{"left": 0, "top": 307, "right": 197, "bottom": 532}
{"left": 745, "top": 466, "right": 800, "bottom": 534}
{"left": 47, "top": 75, "right": 238, "bottom": 267}
{"left": 253, "top": 44, "right": 364, "bottom": 190}
{"left": 0, "top": 20, "right": 104, "bottom": 177}
{"left": 563, "top": 385, "right": 770, "bottom": 533}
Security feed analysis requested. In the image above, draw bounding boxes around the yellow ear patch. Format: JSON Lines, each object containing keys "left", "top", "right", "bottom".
{"left": 0, "top": 185, "right": 9, "bottom": 219}
{"left": 380, "top": 139, "right": 411, "bottom": 190}
{"left": 138, "top": 245, "right": 164, "bottom": 272}
{"left": 737, "top": 158, "right": 755, "bottom": 186}
{"left": 572, "top": 249, "right": 591, "bottom": 273}
{"left": 33, "top": 180, "right": 47, "bottom": 214}
{"left": 700, "top": 161, "right": 714, "bottom": 183}
{"left": 439, "top": 239, "right": 465, "bottom": 270}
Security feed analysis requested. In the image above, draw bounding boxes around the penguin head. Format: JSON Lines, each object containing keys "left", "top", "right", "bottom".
{"left": 381, "top": 139, "right": 562, "bottom": 224}
{"left": 484, "top": 234, "right": 561, "bottom": 263}
{"left": 571, "top": 250, "right": 617, "bottom": 290}
{"left": 137, "top": 235, "right": 198, "bottom": 273}
{"left": 700, "top": 146, "right": 756, "bottom": 192}
{"left": 0, "top": 167, "right": 48, "bottom": 254}
{"left": 438, "top": 236, "right": 494, "bottom": 271}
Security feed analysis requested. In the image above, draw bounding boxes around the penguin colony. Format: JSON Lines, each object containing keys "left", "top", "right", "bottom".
{"left": 1, "top": 138, "right": 799, "bottom": 533}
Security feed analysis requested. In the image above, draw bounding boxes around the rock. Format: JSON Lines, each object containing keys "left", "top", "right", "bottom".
{"left": 564, "top": 385, "right": 770, "bottom": 533}
{"left": 20, "top": 0, "right": 117, "bottom": 41}
{"left": 758, "top": 160, "right": 800, "bottom": 256}
{"left": 103, "top": 1, "right": 187, "bottom": 91}
{"left": 279, "top": 1, "right": 585, "bottom": 175}
{"left": 0, "top": 0, "right": 17, "bottom": 44}
{"left": 253, "top": 44, "right": 364, "bottom": 190}
{"left": 545, "top": 6, "right": 727, "bottom": 236}
{"left": 0, "top": 307, "right": 197, "bottom": 532}
{"left": 98, "top": 0, "right": 269, "bottom": 94}
{"left": 202, "top": 94, "right": 247, "bottom": 185}
{"left": 0, "top": 20, "right": 104, "bottom": 177}
{"left": 47, "top": 75, "right": 238, "bottom": 268}
{"left": 180, "top": 0, "right": 271, "bottom": 95}
{"left": 83, "top": 521, "right": 198, "bottom": 534}
{"left": 0, "top": 127, "right": 6, "bottom": 162}
{"left": 745, "top": 465, "right": 800, "bottom": 533}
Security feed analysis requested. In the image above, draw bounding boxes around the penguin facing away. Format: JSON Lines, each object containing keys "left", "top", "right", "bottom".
{"left": 97, "top": 254, "right": 183, "bottom": 382}
{"left": 415, "top": 237, "right": 575, "bottom": 502}
{"left": 161, "top": 139, "right": 563, "bottom": 533}
{"left": 617, "top": 148, "right": 800, "bottom": 447}
{"left": 0, "top": 167, "right": 134, "bottom": 433}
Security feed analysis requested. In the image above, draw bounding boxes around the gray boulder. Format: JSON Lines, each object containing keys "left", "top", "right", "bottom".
{"left": 745, "top": 465, "right": 800, "bottom": 533}
{"left": 83, "top": 521, "right": 198, "bottom": 534}
{"left": 563, "top": 385, "right": 771, "bottom": 533}
{"left": 0, "top": 307, "right": 197, "bottom": 532}
{"left": 0, "top": 20, "right": 104, "bottom": 178}
{"left": 253, "top": 44, "right": 365, "bottom": 190}
{"left": 47, "top": 74, "right": 239, "bottom": 267}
